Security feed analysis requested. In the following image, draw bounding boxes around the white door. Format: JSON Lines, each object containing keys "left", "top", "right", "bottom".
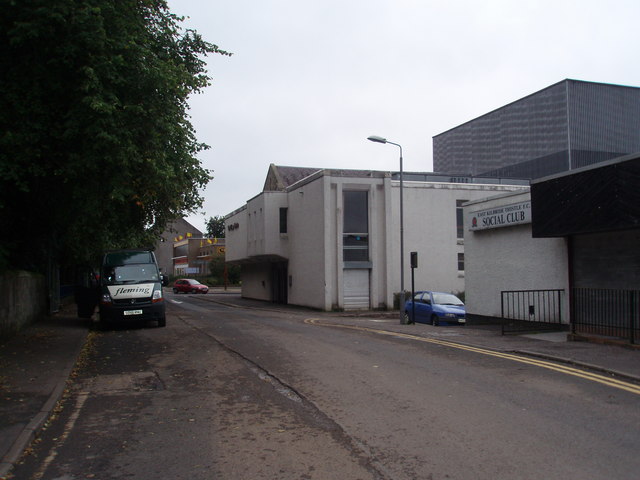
{"left": 344, "top": 269, "right": 370, "bottom": 310}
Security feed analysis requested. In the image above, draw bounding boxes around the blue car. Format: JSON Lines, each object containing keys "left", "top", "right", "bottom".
{"left": 404, "top": 291, "right": 466, "bottom": 326}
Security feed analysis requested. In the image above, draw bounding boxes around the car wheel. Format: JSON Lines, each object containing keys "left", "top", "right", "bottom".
{"left": 191, "top": 288, "right": 197, "bottom": 294}
{"left": 173, "top": 288, "right": 178, "bottom": 294}
{"left": 157, "top": 316, "right": 166, "bottom": 328}
{"left": 403, "top": 311, "right": 411, "bottom": 324}
{"left": 431, "top": 315, "right": 439, "bottom": 326}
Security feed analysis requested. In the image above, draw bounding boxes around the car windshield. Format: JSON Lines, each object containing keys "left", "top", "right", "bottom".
{"left": 432, "top": 293, "right": 464, "bottom": 306}
{"left": 187, "top": 280, "right": 202, "bottom": 285}
{"left": 103, "top": 264, "right": 159, "bottom": 285}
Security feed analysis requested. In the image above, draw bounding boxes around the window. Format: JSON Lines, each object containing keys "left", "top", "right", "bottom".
{"left": 279, "top": 207, "right": 288, "bottom": 234}
{"left": 457, "top": 253, "right": 464, "bottom": 271}
{"left": 343, "top": 191, "right": 368, "bottom": 261}
{"left": 456, "top": 200, "right": 467, "bottom": 239}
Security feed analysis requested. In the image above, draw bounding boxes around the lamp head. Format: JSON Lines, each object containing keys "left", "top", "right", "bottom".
{"left": 367, "top": 135, "right": 387, "bottom": 144}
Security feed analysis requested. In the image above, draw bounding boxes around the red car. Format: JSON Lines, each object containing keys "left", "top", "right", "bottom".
{"left": 172, "top": 279, "right": 209, "bottom": 294}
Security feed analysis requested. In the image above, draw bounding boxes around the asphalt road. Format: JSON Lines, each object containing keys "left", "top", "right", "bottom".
{"left": 11, "top": 293, "right": 640, "bottom": 480}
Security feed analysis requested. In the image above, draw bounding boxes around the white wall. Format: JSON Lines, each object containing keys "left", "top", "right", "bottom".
{"left": 464, "top": 191, "right": 569, "bottom": 321}
{"left": 287, "top": 175, "right": 328, "bottom": 310}
{"left": 240, "top": 262, "right": 273, "bottom": 301}
{"left": 396, "top": 182, "right": 529, "bottom": 296}
{"left": 224, "top": 207, "right": 247, "bottom": 263}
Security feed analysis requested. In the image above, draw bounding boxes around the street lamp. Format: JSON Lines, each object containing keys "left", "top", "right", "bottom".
{"left": 367, "top": 135, "right": 406, "bottom": 324}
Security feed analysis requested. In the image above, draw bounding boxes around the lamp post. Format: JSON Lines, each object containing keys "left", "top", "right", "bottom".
{"left": 367, "top": 135, "right": 406, "bottom": 324}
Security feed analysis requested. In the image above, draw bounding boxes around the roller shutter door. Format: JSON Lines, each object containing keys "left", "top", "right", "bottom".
{"left": 344, "top": 269, "right": 370, "bottom": 310}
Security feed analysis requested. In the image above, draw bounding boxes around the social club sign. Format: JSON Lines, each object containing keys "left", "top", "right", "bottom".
{"left": 470, "top": 201, "right": 531, "bottom": 231}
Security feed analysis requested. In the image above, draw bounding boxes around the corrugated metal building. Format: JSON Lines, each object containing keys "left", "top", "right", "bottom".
{"left": 433, "top": 79, "right": 640, "bottom": 179}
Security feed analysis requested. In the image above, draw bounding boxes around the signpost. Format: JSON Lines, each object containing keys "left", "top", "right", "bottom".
{"left": 410, "top": 252, "right": 418, "bottom": 324}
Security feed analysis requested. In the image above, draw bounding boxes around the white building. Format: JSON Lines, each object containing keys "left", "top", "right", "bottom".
{"left": 463, "top": 190, "right": 569, "bottom": 324}
{"left": 225, "top": 165, "right": 527, "bottom": 311}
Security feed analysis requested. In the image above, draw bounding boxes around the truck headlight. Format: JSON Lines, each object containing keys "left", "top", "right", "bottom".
{"left": 152, "top": 288, "right": 163, "bottom": 303}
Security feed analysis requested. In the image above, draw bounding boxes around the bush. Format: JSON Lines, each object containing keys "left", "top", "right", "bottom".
{"left": 393, "top": 291, "right": 411, "bottom": 310}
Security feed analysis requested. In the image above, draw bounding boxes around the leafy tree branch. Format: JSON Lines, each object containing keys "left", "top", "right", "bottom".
{"left": 0, "top": 0, "right": 231, "bottom": 271}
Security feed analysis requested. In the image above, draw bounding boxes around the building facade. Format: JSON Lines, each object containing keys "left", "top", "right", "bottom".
{"left": 154, "top": 218, "right": 202, "bottom": 276}
{"left": 433, "top": 79, "right": 640, "bottom": 179}
{"left": 172, "top": 237, "right": 225, "bottom": 277}
{"left": 225, "top": 164, "right": 527, "bottom": 311}
{"left": 464, "top": 153, "right": 640, "bottom": 342}
{"left": 463, "top": 190, "right": 568, "bottom": 323}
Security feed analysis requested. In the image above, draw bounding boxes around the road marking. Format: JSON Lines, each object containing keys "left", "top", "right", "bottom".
{"left": 31, "top": 392, "right": 90, "bottom": 480}
{"left": 304, "top": 318, "right": 640, "bottom": 396}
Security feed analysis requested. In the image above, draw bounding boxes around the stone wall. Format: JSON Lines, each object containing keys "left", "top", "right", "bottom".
{"left": 0, "top": 271, "right": 47, "bottom": 338}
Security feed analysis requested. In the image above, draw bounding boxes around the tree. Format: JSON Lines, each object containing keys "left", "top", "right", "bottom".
{"left": 0, "top": 0, "right": 231, "bottom": 272}
{"left": 205, "top": 216, "right": 226, "bottom": 238}
{"left": 209, "top": 255, "right": 240, "bottom": 285}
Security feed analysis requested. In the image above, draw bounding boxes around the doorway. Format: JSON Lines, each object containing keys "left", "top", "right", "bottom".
{"left": 271, "top": 261, "right": 288, "bottom": 304}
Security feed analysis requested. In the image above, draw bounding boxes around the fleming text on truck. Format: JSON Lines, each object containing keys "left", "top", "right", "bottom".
{"left": 99, "top": 250, "right": 166, "bottom": 327}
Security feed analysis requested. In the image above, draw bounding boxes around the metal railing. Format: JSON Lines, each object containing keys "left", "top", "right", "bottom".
{"left": 571, "top": 288, "right": 639, "bottom": 344}
{"left": 501, "top": 289, "right": 564, "bottom": 334}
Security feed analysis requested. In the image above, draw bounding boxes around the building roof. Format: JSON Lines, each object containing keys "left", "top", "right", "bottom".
{"left": 263, "top": 164, "right": 528, "bottom": 191}
{"left": 263, "top": 164, "right": 322, "bottom": 191}
{"left": 433, "top": 78, "right": 640, "bottom": 138}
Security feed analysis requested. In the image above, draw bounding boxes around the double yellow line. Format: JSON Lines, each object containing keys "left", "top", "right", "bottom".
{"left": 304, "top": 318, "right": 640, "bottom": 396}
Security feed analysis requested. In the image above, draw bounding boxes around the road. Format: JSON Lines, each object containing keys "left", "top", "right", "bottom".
{"left": 11, "top": 293, "right": 640, "bottom": 480}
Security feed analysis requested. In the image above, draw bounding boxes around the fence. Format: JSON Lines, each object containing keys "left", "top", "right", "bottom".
{"left": 572, "top": 288, "right": 639, "bottom": 344}
{"left": 501, "top": 289, "right": 564, "bottom": 334}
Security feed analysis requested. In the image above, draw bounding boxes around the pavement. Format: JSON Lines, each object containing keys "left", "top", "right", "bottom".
{"left": 1, "top": 291, "right": 639, "bottom": 478}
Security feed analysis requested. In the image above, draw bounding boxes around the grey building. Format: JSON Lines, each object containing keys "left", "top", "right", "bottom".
{"left": 433, "top": 79, "right": 640, "bottom": 179}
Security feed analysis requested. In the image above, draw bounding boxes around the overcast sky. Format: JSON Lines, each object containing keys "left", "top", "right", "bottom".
{"left": 166, "top": 0, "right": 640, "bottom": 233}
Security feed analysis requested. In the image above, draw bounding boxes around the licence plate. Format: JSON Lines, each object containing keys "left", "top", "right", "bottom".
{"left": 124, "top": 309, "right": 143, "bottom": 316}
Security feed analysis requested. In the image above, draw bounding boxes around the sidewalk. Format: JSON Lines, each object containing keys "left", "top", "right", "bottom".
{"left": 0, "top": 315, "right": 89, "bottom": 478}
{"left": 1, "top": 295, "right": 638, "bottom": 477}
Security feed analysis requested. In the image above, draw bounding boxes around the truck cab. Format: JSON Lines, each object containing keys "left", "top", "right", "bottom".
{"left": 99, "top": 250, "right": 166, "bottom": 327}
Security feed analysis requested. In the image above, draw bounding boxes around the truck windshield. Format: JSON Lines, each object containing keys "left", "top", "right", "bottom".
{"left": 104, "top": 251, "right": 154, "bottom": 265}
{"left": 102, "top": 264, "right": 159, "bottom": 285}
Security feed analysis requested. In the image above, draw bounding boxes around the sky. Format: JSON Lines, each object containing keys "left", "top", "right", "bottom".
{"left": 166, "top": 0, "right": 640, "bottom": 233}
